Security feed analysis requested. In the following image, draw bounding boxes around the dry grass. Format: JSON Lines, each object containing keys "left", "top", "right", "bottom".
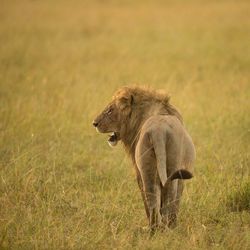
{"left": 0, "top": 0, "right": 249, "bottom": 249}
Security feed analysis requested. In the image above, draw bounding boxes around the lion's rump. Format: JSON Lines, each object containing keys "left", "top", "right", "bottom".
{"left": 138, "top": 115, "right": 195, "bottom": 179}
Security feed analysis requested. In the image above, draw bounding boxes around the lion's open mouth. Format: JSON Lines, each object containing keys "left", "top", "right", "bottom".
{"left": 107, "top": 132, "right": 120, "bottom": 147}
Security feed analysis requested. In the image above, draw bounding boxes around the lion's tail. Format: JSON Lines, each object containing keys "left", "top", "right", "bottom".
{"left": 151, "top": 133, "right": 193, "bottom": 187}
{"left": 151, "top": 133, "right": 168, "bottom": 186}
{"left": 164, "top": 169, "right": 193, "bottom": 188}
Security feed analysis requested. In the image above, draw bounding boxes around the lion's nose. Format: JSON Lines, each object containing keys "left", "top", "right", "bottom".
{"left": 92, "top": 121, "right": 98, "bottom": 127}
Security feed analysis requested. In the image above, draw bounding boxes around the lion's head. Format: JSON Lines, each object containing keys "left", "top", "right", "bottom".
{"left": 93, "top": 87, "right": 134, "bottom": 146}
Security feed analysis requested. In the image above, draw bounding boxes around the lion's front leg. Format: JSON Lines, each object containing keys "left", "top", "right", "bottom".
{"left": 135, "top": 166, "right": 150, "bottom": 219}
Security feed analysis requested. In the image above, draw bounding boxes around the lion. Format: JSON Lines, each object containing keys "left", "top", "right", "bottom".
{"left": 93, "top": 86, "right": 195, "bottom": 231}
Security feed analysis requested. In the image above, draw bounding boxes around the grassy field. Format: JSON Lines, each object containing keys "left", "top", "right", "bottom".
{"left": 0, "top": 0, "right": 250, "bottom": 249}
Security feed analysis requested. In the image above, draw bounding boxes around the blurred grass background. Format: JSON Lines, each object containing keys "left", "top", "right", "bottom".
{"left": 0, "top": 0, "right": 249, "bottom": 249}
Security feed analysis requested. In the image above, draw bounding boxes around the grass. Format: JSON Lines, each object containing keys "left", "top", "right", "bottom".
{"left": 0, "top": 0, "right": 249, "bottom": 249}
{"left": 226, "top": 182, "right": 250, "bottom": 212}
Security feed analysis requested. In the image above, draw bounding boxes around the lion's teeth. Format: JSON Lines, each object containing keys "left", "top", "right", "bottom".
{"left": 108, "top": 140, "right": 117, "bottom": 147}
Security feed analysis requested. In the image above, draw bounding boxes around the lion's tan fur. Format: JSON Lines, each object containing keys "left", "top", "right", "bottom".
{"left": 113, "top": 86, "right": 183, "bottom": 161}
{"left": 93, "top": 86, "right": 195, "bottom": 230}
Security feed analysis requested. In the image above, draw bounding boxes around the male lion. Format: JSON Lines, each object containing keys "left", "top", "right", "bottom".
{"left": 93, "top": 86, "right": 195, "bottom": 231}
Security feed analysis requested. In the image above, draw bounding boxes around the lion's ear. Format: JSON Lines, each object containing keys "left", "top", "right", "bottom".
{"left": 117, "top": 94, "right": 134, "bottom": 111}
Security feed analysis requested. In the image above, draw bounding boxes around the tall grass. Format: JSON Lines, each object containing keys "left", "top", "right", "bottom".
{"left": 0, "top": 0, "right": 249, "bottom": 249}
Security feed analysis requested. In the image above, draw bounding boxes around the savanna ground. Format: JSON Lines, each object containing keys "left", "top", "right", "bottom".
{"left": 0, "top": 0, "right": 250, "bottom": 249}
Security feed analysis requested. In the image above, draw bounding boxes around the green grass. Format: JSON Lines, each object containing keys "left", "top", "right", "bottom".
{"left": 0, "top": 0, "right": 250, "bottom": 249}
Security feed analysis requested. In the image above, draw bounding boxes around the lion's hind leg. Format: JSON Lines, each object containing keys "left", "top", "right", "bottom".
{"left": 161, "top": 180, "right": 177, "bottom": 227}
{"left": 137, "top": 161, "right": 162, "bottom": 231}
{"left": 143, "top": 176, "right": 162, "bottom": 231}
{"left": 135, "top": 131, "right": 162, "bottom": 231}
{"left": 161, "top": 179, "right": 184, "bottom": 228}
